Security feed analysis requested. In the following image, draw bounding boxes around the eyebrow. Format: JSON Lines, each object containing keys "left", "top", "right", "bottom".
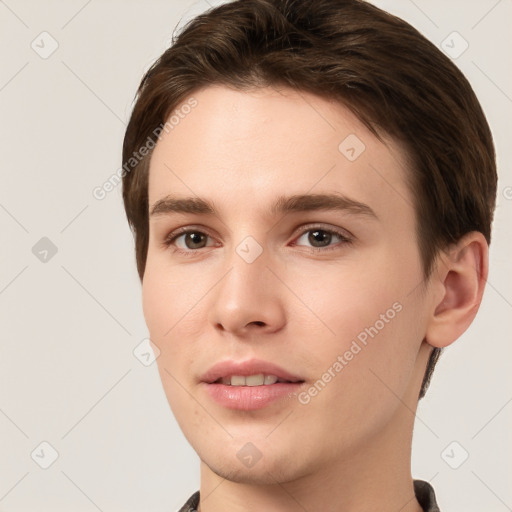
{"left": 150, "top": 193, "right": 377, "bottom": 219}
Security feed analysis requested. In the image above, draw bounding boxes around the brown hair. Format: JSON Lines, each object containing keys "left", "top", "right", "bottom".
{"left": 122, "top": 0, "right": 497, "bottom": 399}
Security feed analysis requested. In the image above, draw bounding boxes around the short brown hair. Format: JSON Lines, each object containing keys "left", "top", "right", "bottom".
{"left": 122, "top": 0, "right": 497, "bottom": 399}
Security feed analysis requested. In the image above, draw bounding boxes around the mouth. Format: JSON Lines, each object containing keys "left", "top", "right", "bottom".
{"left": 201, "top": 358, "right": 304, "bottom": 385}
{"left": 213, "top": 374, "right": 304, "bottom": 386}
{"left": 201, "top": 359, "right": 306, "bottom": 410}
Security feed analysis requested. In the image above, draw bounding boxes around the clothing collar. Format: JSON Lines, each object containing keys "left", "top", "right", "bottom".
{"left": 178, "top": 479, "right": 440, "bottom": 512}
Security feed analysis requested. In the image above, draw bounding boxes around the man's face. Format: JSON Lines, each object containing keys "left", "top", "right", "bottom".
{"left": 143, "top": 85, "right": 434, "bottom": 483}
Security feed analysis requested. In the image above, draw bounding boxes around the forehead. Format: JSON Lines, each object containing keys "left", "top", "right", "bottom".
{"left": 147, "top": 85, "right": 412, "bottom": 221}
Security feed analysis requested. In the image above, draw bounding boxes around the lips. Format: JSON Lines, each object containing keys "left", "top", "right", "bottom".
{"left": 201, "top": 358, "right": 304, "bottom": 385}
{"left": 201, "top": 358, "right": 306, "bottom": 410}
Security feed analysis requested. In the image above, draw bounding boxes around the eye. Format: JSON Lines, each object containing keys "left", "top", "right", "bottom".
{"left": 163, "top": 228, "right": 216, "bottom": 252}
{"left": 162, "top": 224, "right": 352, "bottom": 256}
{"left": 293, "top": 226, "right": 352, "bottom": 250}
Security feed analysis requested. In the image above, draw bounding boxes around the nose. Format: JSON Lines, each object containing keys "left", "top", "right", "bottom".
{"left": 208, "top": 245, "right": 287, "bottom": 337}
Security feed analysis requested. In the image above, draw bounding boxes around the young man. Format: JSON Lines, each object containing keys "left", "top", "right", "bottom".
{"left": 121, "top": 0, "right": 497, "bottom": 510}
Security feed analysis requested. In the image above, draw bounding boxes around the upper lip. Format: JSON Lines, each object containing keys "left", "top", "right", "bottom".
{"left": 201, "top": 358, "right": 304, "bottom": 384}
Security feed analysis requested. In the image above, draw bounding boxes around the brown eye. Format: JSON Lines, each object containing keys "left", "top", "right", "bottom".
{"left": 181, "top": 232, "right": 208, "bottom": 249}
{"left": 164, "top": 229, "right": 213, "bottom": 251}
{"left": 307, "top": 230, "right": 333, "bottom": 247}
{"left": 295, "top": 227, "right": 350, "bottom": 250}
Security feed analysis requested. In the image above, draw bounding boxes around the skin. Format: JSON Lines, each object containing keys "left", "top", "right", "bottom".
{"left": 142, "top": 85, "right": 488, "bottom": 512}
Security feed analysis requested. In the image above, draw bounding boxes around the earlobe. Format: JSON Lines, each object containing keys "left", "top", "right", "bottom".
{"left": 425, "top": 231, "right": 489, "bottom": 348}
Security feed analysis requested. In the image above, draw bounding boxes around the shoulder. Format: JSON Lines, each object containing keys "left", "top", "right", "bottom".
{"left": 414, "top": 479, "right": 441, "bottom": 512}
{"left": 177, "top": 490, "right": 200, "bottom": 512}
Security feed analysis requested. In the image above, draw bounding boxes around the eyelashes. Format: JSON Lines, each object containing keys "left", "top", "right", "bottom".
{"left": 161, "top": 224, "right": 353, "bottom": 257}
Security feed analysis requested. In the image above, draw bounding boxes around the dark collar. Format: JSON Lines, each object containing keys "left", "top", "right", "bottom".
{"left": 414, "top": 479, "right": 441, "bottom": 512}
{"left": 178, "top": 479, "right": 440, "bottom": 512}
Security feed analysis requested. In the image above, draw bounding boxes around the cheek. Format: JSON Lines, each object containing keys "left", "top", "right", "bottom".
{"left": 142, "top": 255, "right": 201, "bottom": 335}
{"left": 304, "top": 253, "right": 425, "bottom": 394}
{"left": 305, "top": 300, "right": 423, "bottom": 439}
{"left": 335, "top": 286, "right": 426, "bottom": 417}
{"left": 142, "top": 262, "right": 190, "bottom": 364}
{"left": 142, "top": 258, "right": 213, "bottom": 379}
{"left": 142, "top": 264, "right": 201, "bottom": 420}
{"left": 142, "top": 274, "right": 169, "bottom": 343}
{"left": 300, "top": 258, "right": 404, "bottom": 344}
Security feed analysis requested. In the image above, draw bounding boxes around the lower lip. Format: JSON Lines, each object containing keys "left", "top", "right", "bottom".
{"left": 203, "top": 382, "right": 305, "bottom": 410}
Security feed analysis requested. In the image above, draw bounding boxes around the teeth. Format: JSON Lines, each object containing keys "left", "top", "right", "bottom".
{"left": 231, "top": 375, "right": 247, "bottom": 386}
{"left": 264, "top": 375, "right": 279, "bottom": 385}
{"left": 219, "top": 374, "right": 281, "bottom": 386}
{"left": 246, "top": 374, "right": 264, "bottom": 386}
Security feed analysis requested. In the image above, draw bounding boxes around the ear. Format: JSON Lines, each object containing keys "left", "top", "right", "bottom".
{"left": 425, "top": 231, "right": 489, "bottom": 348}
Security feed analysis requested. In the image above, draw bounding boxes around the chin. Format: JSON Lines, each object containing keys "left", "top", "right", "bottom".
{"left": 203, "top": 455, "right": 302, "bottom": 485}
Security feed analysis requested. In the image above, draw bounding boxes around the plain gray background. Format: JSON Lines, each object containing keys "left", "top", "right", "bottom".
{"left": 0, "top": 0, "right": 511, "bottom": 510}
